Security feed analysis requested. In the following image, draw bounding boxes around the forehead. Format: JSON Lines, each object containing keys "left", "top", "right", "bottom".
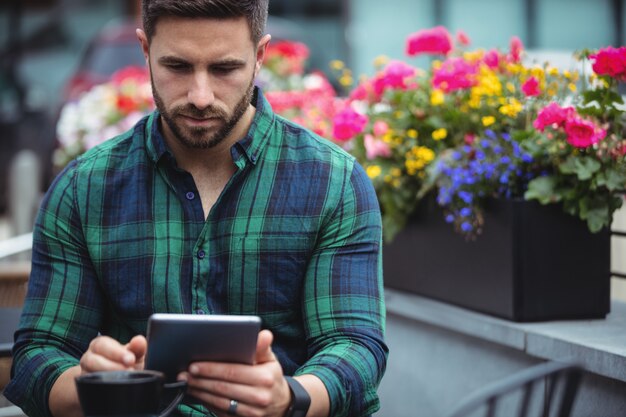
{"left": 150, "top": 16, "right": 254, "bottom": 58}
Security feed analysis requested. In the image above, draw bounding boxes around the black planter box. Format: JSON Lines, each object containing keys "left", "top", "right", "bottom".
{"left": 383, "top": 198, "right": 611, "bottom": 322}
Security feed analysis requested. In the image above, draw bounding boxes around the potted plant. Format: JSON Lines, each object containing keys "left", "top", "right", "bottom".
{"left": 326, "top": 27, "right": 626, "bottom": 320}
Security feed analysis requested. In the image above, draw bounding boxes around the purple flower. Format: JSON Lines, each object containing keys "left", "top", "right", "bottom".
{"left": 460, "top": 207, "right": 472, "bottom": 217}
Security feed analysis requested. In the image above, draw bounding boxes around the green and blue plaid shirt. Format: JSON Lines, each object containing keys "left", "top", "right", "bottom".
{"left": 6, "top": 89, "right": 387, "bottom": 417}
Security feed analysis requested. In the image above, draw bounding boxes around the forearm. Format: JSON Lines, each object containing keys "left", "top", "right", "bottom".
{"left": 49, "top": 366, "right": 83, "bottom": 417}
{"left": 295, "top": 374, "right": 329, "bottom": 417}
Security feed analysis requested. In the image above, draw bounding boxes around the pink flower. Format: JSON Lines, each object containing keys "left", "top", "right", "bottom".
{"left": 589, "top": 46, "right": 626, "bottom": 81}
{"left": 406, "top": 26, "right": 453, "bottom": 56}
{"left": 364, "top": 134, "right": 392, "bottom": 160}
{"left": 533, "top": 102, "right": 575, "bottom": 131}
{"left": 373, "top": 60, "right": 418, "bottom": 96}
{"left": 456, "top": 30, "right": 471, "bottom": 46}
{"left": 564, "top": 117, "right": 606, "bottom": 148}
{"left": 373, "top": 120, "right": 389, "bottom": 136}
{"left": 508, "top": 36, "right": 524, "bottom": 63}
{"left": 464, "top": 134, "right": 476, "bottom": 145}
{"left": 521, "top": 76, "right": 541, "bottom": 97}
{"left": 349, "top": 81, "right": 372, "bottom": 102}
{"left": 332, "top": 106, "right": 368, "bottom": 142}
{"left": 483, "top": 49, "right": 501, "bottom": 69}
{"left": 432, "top": 57, "right": 479, "bottom": 92}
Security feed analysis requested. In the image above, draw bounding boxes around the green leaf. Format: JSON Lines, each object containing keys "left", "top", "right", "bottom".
{"left": 596, "top": 167, "right": 626, "bottom": 191}
{"left": 559, "top": 155, "right": 601, "bottom": 180}
{"left": 585, "top": 206, "right": 610, "bottom": 232}
{"left": 524, "top": 176, "right": 563, "bottom": 204}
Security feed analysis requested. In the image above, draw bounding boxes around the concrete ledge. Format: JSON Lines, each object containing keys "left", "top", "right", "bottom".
{"left": 385, "top": 288, "right": 626, "bottom": 384}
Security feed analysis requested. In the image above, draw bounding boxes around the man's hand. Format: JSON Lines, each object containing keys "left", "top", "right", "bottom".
{"left": 79, "top": 335, "right": 147, "bottom": 373}
{"left": 49, "top": 335, "right": 148, "bottom": 417}
{"left": 179, "top": 329, "right": 293, "bottom": 417}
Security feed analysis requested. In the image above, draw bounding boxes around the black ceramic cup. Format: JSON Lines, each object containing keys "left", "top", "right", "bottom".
{"left": 75, "top": 370, "right": 187, "bottom": 417}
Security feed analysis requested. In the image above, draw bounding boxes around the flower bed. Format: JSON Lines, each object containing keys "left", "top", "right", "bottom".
{"left": 54, "top": 30, "right": 626, "bottom": 243}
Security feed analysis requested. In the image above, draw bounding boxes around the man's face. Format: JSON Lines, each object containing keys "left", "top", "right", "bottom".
{"left": 138, "top": 17, "right": 268, "bottom": 149}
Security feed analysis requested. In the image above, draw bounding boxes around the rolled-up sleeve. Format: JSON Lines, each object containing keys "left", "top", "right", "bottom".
{"left": 4, "top": 162, "right": 104, "bottom": 417}
{"left": 296, "top": 161, "right": 388, "bottom": 417}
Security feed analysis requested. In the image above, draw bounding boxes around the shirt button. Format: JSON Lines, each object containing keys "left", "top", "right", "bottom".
{"left": 197, "top": 250, "right": 205, "bottom": 259}
{"left": 185, "top": 191, "right": 195, "bottom": 200}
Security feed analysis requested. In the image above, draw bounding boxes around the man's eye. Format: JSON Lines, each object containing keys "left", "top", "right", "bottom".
{"left": 166, "top": 63, "right": 189, "bottom": 72}
{"left": 213, "top": 66, "right": 238, "bottom": 75}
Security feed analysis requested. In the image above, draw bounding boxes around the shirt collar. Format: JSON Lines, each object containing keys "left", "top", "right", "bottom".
{"left": 145, "top": 87, "right": 275, "bottom": 167}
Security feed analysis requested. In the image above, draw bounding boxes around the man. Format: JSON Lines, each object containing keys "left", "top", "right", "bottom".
{"left": 5, "top": 1, "right": 388, "bottom": 416}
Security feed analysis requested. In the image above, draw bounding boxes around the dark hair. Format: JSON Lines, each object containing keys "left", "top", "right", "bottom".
{"left": 142, "top": 0, "right": 269, "bottom": 44}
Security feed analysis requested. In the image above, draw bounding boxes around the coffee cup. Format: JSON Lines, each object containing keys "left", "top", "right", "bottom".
{"left": 75, "top": 370, "right": 187, "bottom": 417}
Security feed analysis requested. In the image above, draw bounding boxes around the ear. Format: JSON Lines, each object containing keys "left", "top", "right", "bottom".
{"left": 136, "top": 28, "right": 150, "bottom": 65}
{"left": 254, "top": 34, "right": 272, "bottom": 77}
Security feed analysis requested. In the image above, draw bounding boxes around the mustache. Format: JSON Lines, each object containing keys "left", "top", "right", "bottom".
{"left": 174, "top": 104, "right": 228, "bottom": 119}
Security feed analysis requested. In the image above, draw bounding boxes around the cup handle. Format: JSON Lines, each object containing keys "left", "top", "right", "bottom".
{"left": 158, "top": 380, "right": 188, "bottom": 417}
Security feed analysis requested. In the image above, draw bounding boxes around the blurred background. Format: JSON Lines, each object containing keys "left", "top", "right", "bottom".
{"left": 0, "top": 0, "right": 623, "bottom": 236}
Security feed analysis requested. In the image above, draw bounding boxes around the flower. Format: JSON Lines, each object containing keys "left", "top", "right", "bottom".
{"left": 54, "top": 66, "right": 154, "bottom": 169}
{"left": 588, "top": 46, "right": 626, "bottom": 81}
{"left": 326, "top": 32, "right": 626, "bottom": 241}
{"left": 54, "top": 32, "right": 626, "bottom": 243}
{"left": 406, "top": 26, "right": 453, "bottom": 56}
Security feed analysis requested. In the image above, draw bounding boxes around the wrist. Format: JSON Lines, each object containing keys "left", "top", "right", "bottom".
{"left": 284, "top": 376, "right": 311, "bottom": 417}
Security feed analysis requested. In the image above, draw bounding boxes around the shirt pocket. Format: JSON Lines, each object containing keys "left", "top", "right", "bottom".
{"left": 231, "top": 233, "right": 312, "bottom": 319}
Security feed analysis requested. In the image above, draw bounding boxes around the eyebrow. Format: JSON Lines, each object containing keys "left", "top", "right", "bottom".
{"left": 157, "top": 56, "right": 247, "bottom": 67}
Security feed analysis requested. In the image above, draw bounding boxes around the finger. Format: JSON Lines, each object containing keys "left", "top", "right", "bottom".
{"left": 255, "top": 329, "right": 275, "bottom": 364}
{"left": 125, "top": 335, "right": 148, "bottom": 363}
{"left": 80, "top": 350, "right": 133, "bottom": 373}
{"left": 89, "top": 336, "right": 136, "bottom": 367}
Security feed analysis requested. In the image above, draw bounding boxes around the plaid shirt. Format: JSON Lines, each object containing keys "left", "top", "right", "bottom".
{"left": 6, "top": 89, "right": 387, "bottom": 417}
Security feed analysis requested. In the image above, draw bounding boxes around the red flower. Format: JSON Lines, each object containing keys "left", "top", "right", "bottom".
{"left": 564, "top": 117, "right": 606, "bottom": 148}
{"left": 521, "top": 76, "right": 541, "bottom": 97}
{"left": 589, "top": 46, "right": 626, "bottom": 81}
{"left": 483, "top": 49, "right": 501, "bottom": 69}
{"left": 332, "top": 106, "right": 368, "bottom": 142}
{"left": 111, "top": 66, "right": 149, "bottom": 85}
{"left": 432, "top": 57, "right": 478, "bottom": 92}
{"left": 456, "top": 30, "right": 471, "bottom": 46}
{"left": 372, "top": 60, "right": 418, "bottom": 96}
{"left": 406, "top": 26, "right": 453, "bottom": 56}
{"left": 508, "top": 36, "right": 524, "bottom": 63}
{"left": 533, "top": 102, "right": 574, "bottom": 131}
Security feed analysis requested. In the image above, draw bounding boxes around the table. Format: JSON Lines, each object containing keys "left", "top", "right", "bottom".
{"left": 0, "top": 308, "right": 22, "bottom": 357}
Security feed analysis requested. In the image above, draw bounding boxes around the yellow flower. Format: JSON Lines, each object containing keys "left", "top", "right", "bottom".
{"left": 330, "top": 60, "right": 345, "bottom": 71}
{"left": 366, "top": 165, "right": 382, "bottom": 179}
{"left": 340, "top": 74, "right": 354, "bottom": 87}
{"left": 506, "top": 82, "right": 516, "bottom": 93}
{"left": 463, "top": 50, "right": 484, "bottom": 63}
{"left": 373, "top": 55, "right": 390, "bottom": 68}
{"left": 430, "top": 89, "right": 445, "bottom": 106}
{"left": 530, "top": 66, "right": 545, "bottom": 80}
{"left": 499, "top": 98, "right": 523, "bottom": 117}
{"left": 547, "top": 66, "right": 559, "bottom": 77}
{"left": 432, "top": 128, "right": 447, "bottom": 141}
{"left": 482, "top": 116, "right": 496, "bottom": 127}
{"left": 390, "top": 167, "right": 402, "bottom": 177}
{"left": 407, "top": 129, "right": 418, "bottom": 139}
{"left": 568, "top": 83, "right": 577, "bottom": 92}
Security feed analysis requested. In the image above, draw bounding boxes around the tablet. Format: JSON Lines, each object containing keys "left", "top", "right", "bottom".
{"left": 144, "top": 313, "right": 262, "bottom": 381}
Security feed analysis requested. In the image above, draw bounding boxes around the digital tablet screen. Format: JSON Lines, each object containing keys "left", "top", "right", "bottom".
{"left": 144, "top": 313, "right": 261, "bottom": 381}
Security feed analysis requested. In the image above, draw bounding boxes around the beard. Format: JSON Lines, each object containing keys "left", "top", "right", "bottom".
{"left": 151, "top": 73, "right": 255, "bottom": 150}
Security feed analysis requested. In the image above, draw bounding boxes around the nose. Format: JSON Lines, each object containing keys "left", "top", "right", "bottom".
{"left": 188, "top": 73, "right": 215, "bottom": 109}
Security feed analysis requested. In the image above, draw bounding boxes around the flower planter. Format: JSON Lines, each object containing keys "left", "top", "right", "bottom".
{"left": 383, "top": 198, "right": 611, "bottom": 322}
